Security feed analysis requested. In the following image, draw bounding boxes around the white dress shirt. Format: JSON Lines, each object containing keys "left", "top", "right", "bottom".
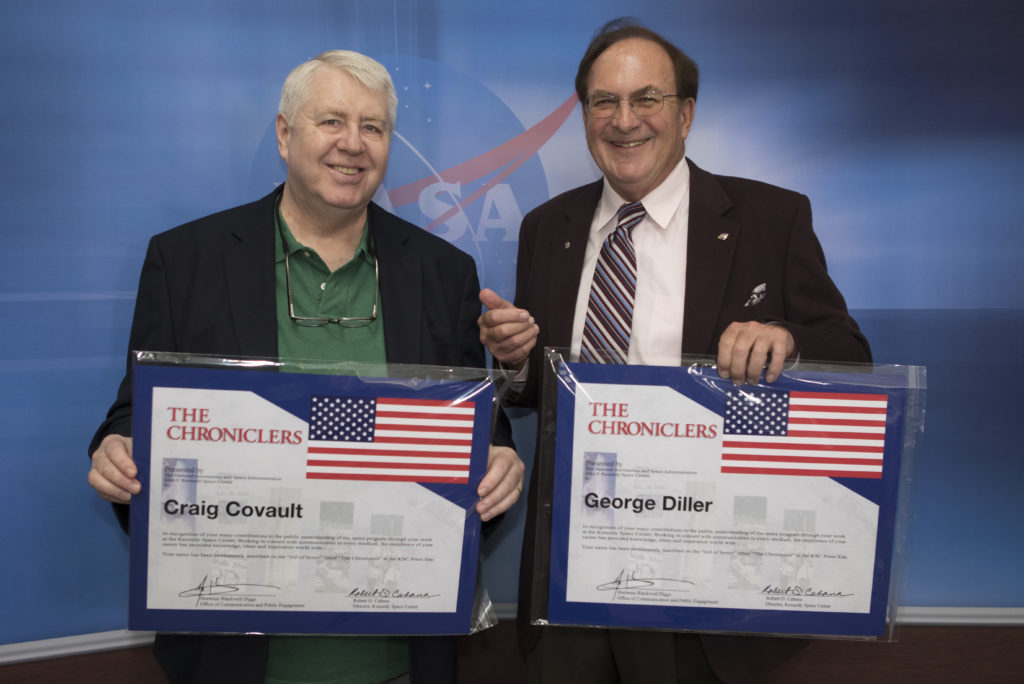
{"left": 570, "top": 157, "right": 691, "bottom": 366}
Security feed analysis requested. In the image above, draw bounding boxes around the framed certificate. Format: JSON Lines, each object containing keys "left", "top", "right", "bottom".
{"left": 540, "top": 352, "right": 923, "bottom": 639}
{"left": 128, "top": 353, "right": 495, "bottom": 635}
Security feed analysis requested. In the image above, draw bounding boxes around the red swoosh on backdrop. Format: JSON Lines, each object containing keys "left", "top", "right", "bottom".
{"left": 385, "top": 94, "right": 579, "bottom": 231}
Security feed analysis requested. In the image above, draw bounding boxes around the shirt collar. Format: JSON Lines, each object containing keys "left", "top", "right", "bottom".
{"left": 596, "top": 156, "right": 690, "bottom": 232}
{"left": 273, "top": 195, "right": 374, "bottom": 267}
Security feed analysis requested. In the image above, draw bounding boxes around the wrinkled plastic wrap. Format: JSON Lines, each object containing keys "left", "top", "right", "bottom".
{"left": 528, "top": 348, "right": 923, "bottom": 641}
{"left": 128, "top": 351, "right": 510, "bottom": 635}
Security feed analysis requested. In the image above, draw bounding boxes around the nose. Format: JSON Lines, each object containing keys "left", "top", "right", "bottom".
{"left": 610, "top": 99, "right": 640, "bottom": 129}
{"left": 335, "top": 123, "right": 365, "bottom": 153}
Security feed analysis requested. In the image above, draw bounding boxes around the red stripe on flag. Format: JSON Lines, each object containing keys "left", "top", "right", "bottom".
{"left": 721, "top": 454, "right": 883, "bottom": 465}
{"left": 308, "top": 472, "right": 468, "bottom": 483}
{"left": 722, "top": 466, "right": 882, "bottom": 479}
{"left": 722, "top": 441, "right": 884, "bottom": 453}
{"left": 790, "top": 391, "right": 888, "bottom": 401}
{"left": 375, "top": 423, "right": 473, "bottom": 434}
{"left": 376, "top": 410, "right": 473, "bottom": 421}
{"left": 790, "top": 404, "right": 888, "bottom": 414}
{"left": 785, "top": 430, "right": 885, "bottom": 440}
{"left": 374, "top": 436, "right": 472, "bottom": 446}
{"left": 788, "top": 417, "right": 886, "bottom": 427}
{"left": 377, "top": 398, "right": 473, "bottom": 408}
{"left": 307, "top": 459, "right": 468, "bottom": 471}
{"left": 308, "top": 447, "right": 469, "bottom": 458}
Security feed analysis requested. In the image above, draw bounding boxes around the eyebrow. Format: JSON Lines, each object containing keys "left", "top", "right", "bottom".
{"left": 591, "top": 86, "right": 664, "bottom": 97}
{"left": 319, "top": 110, "right": 389, "bottom": 127}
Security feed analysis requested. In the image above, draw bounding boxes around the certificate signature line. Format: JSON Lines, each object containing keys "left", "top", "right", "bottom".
{"left": 597, "top": 568, "right": 695, "bottom": 601}
{"left": 760, "top": 584, "right": 854, "bottom": 598}
{"left": 179, "top": 575, "right": 281, "bottom": 607}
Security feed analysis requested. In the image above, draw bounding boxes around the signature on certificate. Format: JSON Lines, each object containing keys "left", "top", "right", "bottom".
{"left": 179, "top": 574, "right": 281, "bottom": 606}
{"left": 760, "top": 584, "right": 853, "bottom": 598}
{"left": 597, "top": 566, "right": 694, "bottom": 600}
{"left": 348, "top": 587, "right": 441, "bottom": 599}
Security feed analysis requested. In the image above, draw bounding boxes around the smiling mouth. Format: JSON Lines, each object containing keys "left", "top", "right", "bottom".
{"left": 328, "top": 164, "right": 360, "bottom": 175}
{"left": 611, "top": 140, "right": 647, "bottom": 149}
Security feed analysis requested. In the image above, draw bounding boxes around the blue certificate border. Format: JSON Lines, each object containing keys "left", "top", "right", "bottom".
{"left": 546, "top": 363, "right": 908, "bottom": 637}
{"left": 129, "top": 363, "right": 492, "bottom": 635}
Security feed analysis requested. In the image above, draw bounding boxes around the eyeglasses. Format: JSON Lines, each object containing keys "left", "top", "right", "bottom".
{"left": 284, "top": 249, "right": 379, "bottom": 328}
{"left": 585, "top": 91, "right": 680, "bottom": 118}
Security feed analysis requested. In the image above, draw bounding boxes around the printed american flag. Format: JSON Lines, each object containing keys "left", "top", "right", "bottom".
{"left": 306, "top": 395, "right": 476, "bottom": 484}
{"left": 721, "top": 388, "right": 888, "bottom": 479}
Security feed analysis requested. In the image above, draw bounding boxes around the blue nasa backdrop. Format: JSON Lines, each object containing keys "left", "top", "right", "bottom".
{"left": 1, "top": 0, "right": 1021, "bottom": 644}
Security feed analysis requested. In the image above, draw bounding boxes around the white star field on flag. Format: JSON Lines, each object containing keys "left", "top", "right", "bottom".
{"left": 724, "top": 389, "right": 789, "bottom": 436}
{"left": 309, "top": 396, "right": 375, "bottom": 442}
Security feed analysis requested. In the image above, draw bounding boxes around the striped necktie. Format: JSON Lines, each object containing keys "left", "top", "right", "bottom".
{"left": 579, "top": 201, "right": 646, "bottom": 364}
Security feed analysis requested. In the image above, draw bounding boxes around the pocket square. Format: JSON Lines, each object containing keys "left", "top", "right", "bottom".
{"left": 744, "top": 282, "right": 766, "bottom": 307}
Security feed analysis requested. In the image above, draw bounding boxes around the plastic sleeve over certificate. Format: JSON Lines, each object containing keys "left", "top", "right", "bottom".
{"left": 128, "top": 352, "right": 497, "bottom": 635}
{"left": 540, "top": 351, "right": 922, "bottom": 639}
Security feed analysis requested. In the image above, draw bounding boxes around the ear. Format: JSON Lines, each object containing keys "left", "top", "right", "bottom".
{"left": 680, "top": 97, "right": 695, "bottom": 139}
{"left": 275, "top": 113, "right": 290, "bottom": 160}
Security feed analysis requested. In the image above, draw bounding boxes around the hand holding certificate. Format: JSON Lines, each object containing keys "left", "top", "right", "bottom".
{"left": 128, "top": 353, "right": 499, "bottom": 635}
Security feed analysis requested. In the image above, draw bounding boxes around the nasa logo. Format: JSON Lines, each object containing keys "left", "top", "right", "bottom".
{"left": 248, "top": 54, "right": 577, "bottom": 300}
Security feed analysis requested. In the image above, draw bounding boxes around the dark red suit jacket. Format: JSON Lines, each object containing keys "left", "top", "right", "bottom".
{"left": 513, "top": 160, "right": 871, "bottom": 682}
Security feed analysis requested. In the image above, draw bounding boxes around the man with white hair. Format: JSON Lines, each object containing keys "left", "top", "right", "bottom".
{"left": 88, "top": 50, "right": 523, "bottom": 684}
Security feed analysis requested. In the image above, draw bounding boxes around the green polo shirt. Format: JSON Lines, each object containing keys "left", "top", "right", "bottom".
{"left": 274, "top": 207, "right": 386, "bottom": 366}
{"left": 266, "top": 206, "right": 405, "bottom": 684}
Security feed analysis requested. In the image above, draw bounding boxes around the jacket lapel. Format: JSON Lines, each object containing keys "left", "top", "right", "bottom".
{"left": 224, "top": 190, "right": 280, "bottom": 359}
{"left": 682, "top": 160, "right": 738, "bottom": 355}
{"left": 544, "top": 181, "right": 602, "bottom": 351}
{"left": 369, "top": 203, "right": 422, "bottom": 365}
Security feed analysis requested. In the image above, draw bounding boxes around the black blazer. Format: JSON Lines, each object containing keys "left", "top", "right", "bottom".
{"left": 513, "top": 160, "right": 871, "bottom": 682}
{"left": 89, "top": 188, "right": 506, "bottom": 683}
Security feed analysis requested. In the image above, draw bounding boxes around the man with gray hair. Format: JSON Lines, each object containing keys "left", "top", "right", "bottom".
{"left": 88, "top": 50, "right": 524, "bottom": 683}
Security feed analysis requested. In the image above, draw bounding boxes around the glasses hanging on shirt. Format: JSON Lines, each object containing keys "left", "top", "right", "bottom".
{"left": 284, "top": 249, "right": 379, "bottom": 328}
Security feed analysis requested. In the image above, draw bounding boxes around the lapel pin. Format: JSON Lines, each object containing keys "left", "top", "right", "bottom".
{"left": 564, "top": 241, "right": 571, "bottom": 249}
{"left": 744, "top": 282, "right": 767, "bottom": 307}
{"left": 717, "top": 233, "right": 729, "bottom": 241}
